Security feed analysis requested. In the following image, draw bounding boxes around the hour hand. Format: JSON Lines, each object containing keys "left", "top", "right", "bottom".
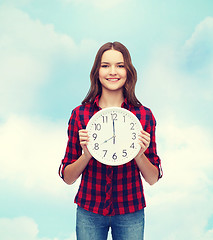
{"left": 101, "top": 135, "right": 116, "bottom": 145}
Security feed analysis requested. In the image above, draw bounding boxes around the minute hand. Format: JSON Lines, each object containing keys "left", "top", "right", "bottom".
{"left": 113, "top": 119, "right": 115, "bottom": 144}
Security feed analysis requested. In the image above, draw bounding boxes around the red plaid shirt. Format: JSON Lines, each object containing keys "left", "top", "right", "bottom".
{"left": 59, "top": 96, "right": 162, "bottom": 216}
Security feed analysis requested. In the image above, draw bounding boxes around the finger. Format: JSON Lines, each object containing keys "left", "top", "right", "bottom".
{"left": 79, "top": 132, "right": 89, "bottom": 138}
{"left": 139, "top": 134, "right": 150, "bottom": 142}
{"left": 79, "top": 133, "right": 89, "bottom": 138}
{"left": 138, "top": 132, "right": 150, "bottom": 139}
{"left": 138, "top": 141, "right": 146, "bottom": 152}
{"left": 79, "top": 137, "right": 89, "bottom": 145}
{"left": 79, "top": 129, "right": 88, "bottom": 133}
{"left": 79, "top": 129, "right": 88, "bottom": 135}
{"left": 79, "top": 129, "right": 89, "bottom": 135}
{"left": 80, "top": 137, "right": 90, "bottom": 146}
{"left": 138, "top": 140, "right": 149, "bottom": 150}
{"left": 79, "top": 135, "right": 89, "bottom": 141}
{"left": 138, "top": 134, "right": 150, "bottom": 143}
{"left": 139, "top": 129, "right": 150, "bottom": 137}
{"left": 80, "top": 138, "right": 89, "bottom": 144}
{"left": 79, "top": 130, "right": 89, "bottom": 139}
{"left": 80, "top": 141, "right": 89, "bottom": 146}
{"left": 138, "top": 136, "right": 150, "bottom": 147}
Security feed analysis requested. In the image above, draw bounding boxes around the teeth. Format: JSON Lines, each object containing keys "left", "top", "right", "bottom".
{"left": 107, "top": 78, "right": 119, "bottom": 81}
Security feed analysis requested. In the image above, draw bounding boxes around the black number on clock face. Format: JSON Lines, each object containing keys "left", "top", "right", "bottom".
{"left": 94, "top": 123, "right": 101, "bottom": 131}
{"left": 130, "top": 122, "right": 135, "bottom": 130}
{"left": 102, "top": 115, "right": 108, "bottom": 123}
{"left": 92, "top": 133, "right": 97, "bottom": 140}
{"left": 103, "top": 150, "right": 107, "bottom": 157}
{"left": 132, "top": 132, "right": 136, "bottom": 140}
{"left": 111, "top": 113, "right": 117, "bottom": 121}
{"left": 94, "top": 143, "right": 99, "bottom": 150}
{"left": 130, "top": 142, "right": 135, "bottom": 149}
{"left": 112, "top": 153, "right": 117, "bottom": 160}
{"left": 122, "top": 149, "right": 127, "bottom": 157}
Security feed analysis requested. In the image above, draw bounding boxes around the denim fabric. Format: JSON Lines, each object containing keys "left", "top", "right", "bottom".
{"left": 76, "top": 206, "right": 145, "bottom": 240}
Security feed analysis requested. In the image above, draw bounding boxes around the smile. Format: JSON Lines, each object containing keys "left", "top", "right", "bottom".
{"left": 106, "top": 78, "right": 120, "bottom": 82}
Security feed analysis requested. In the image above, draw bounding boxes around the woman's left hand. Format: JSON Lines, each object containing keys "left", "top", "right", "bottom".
{"left": 136, "top": 130, "right": 150, "bottom": 158}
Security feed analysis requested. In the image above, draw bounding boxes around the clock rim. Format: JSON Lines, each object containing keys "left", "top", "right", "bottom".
{"left": 86, "top": 107, "right": 143, "bottom": 166}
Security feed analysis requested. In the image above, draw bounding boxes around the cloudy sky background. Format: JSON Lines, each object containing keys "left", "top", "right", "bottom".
{"left": 0, "top": 0, "right": 213, "bottom": 239}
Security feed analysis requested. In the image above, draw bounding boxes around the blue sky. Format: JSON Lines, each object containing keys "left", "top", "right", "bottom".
{"left": 0, "top": 0, "right": 213, "bottom": 239}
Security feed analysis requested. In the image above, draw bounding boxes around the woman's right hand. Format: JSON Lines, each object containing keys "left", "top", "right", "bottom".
{"left": 79, "top": 129, "right": 92, "bottom": 160}
{"left": 63, "top": 129, "right": 92, "bottom": 185}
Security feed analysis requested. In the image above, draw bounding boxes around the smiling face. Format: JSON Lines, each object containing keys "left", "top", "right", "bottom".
{"left": 98, "top": 49, "right": 127, "bottom": 93}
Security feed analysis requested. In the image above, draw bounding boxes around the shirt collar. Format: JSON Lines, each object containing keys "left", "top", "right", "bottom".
{"left": 93, "top": 95, "right": 101, "bottom": 110}
{"left": 121, "top": 97, "right": 130, "bottom": 110}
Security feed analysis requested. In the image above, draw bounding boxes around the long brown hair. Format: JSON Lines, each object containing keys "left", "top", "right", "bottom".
{"left": 82, "top": 42, "right": 142, "bottom": 107}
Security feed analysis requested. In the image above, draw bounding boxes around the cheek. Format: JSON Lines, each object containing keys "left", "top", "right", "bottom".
{"left": 99, "top": 68, "right": 106, "bottom": 79}
{"left": 119, "top": 69, "right": 127, "bottom": 79}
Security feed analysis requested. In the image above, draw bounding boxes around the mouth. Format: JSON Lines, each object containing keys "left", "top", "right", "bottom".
{"left": 106, "top": 78, "right": 120, "bottom": 82}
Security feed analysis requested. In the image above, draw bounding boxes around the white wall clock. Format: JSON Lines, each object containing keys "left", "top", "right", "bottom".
{"left": 86, "top": 107, "right": 143, "bottom": 166}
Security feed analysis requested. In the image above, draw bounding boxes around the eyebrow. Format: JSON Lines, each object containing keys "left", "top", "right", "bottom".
{"left": 101, "top": 62, "right": 125, "bottom": 64}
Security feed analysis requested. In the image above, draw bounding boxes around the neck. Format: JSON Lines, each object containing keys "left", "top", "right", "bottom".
{"left": 99, "top": 89, "right": 124, "bottom": 108}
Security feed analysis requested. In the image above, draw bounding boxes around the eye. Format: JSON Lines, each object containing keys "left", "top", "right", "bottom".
{"left": 101, "top": 65, "right": 109, "bottom": 68}
{"left": 117, "top": 65, "right": 125, "bottom": 68}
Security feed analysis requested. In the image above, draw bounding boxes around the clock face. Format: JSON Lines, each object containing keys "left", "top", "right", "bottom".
{"left": 86, "top": 107, "right": 143, "bottom": 166}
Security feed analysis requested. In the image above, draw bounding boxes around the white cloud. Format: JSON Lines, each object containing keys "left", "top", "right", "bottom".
{"left": 0, "top": 216, "right": 64, "bottom": 240}
{"left": 0, "top": 5, "right": 98, "bottom": 117}
{"left": 0, "top": 5, "right": 76, "bottom": 56}
{"left": 0, "top": 115, "right": 71, "bottom": 197}
{"left": 183, "top": 17, "right": 213, "bottom": 53}
{"left": 204, "top": 230, "right": 213, "bottom": 240}
{"left": 143, "top": 121, "right": 213, "bottom": 240}
{"left": 137, "top": 17, "right": 213, "bottom": 240}
{"left": 0, "top": 5, "right": 73, "bottom": 117}
{"left": 0, "top": 217, "right": 38, "bottom": 240}
{"left": 138, "top": 45, "right": 186, "bottom": 118}
{"left": 181, "top": 16, "right": 213, "bottom": 83}
{"left": 139, "top": 17, "right": 213, "bottom": 123}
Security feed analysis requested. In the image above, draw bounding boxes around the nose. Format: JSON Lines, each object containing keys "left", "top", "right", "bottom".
{"left": 109, "top": 65, "right": 116, "bottom": 75}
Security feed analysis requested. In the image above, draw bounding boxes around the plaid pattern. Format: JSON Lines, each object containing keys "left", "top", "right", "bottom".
{"left": 59, "top": 96, "right": 162, "bottom": 216}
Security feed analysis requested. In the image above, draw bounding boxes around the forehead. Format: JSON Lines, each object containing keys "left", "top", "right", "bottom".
{"left": 101, "top": 50, "right": 124, "bottom": 63}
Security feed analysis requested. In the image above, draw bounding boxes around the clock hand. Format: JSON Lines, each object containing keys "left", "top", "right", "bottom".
{"left": 101, "top": 135, "right": 116, "bottom": 145}
{"left": 113, "top": 119, "right": 115, "bottom": 144}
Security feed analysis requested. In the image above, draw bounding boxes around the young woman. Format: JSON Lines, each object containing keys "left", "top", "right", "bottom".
{"left": 59, "top": 42, "right": 162, "bottom": 240}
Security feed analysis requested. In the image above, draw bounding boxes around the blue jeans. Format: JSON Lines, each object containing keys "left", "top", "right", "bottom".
{"left": 76, "top": 206, "right": 145, "bottom": 240}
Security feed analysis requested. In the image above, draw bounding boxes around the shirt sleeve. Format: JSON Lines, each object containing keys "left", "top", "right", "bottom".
{"left": 144, "top": 110, "right": 163, "bottom": 179}
{"left": 58, "top": 109, "right": 82, "bottom": 179}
